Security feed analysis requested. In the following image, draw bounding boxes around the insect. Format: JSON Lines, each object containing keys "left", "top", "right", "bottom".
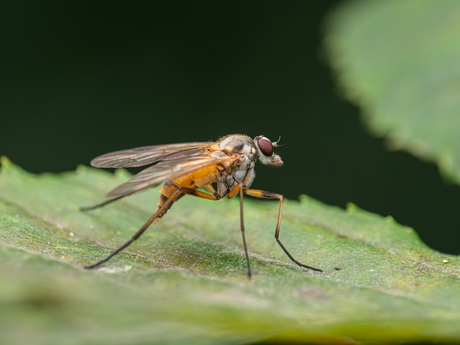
{"left": 81, "top": 134, "right": 322, "bottom": 277}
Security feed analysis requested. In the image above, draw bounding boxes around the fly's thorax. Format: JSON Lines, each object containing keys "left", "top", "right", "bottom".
{"left": 215, "top": 134, "right": 259, "bottom": 197}
{"left": 218, "top": 134, "right": 257, "bottom": 157}
{"left": 217, "top": 161, "right": 256, "bottom": 197}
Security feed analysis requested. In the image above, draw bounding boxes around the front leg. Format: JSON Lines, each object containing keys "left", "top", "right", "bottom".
{"left": 226, "top": 183, "right": 252, "bottom": 278}
{"left": 244, "top": 189, "right": 323, "bottom": 273}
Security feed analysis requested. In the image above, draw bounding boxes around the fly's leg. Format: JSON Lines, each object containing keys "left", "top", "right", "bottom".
{"left": 244, "top": 189, "right": 323, "bottom": 273}
{"left": 228, "top": 183, "right": 251, "bottom": 278}
{"left": 239, "top": 183, "right": 251, "bottom": 278}
{"left": 204, "top": 184, "right": 220, "bottom": 198}
{"left": 85, "top": 188, "right": 221, "bottom": 269}
{"left": 180, "top": 187, "right": 221, "bottom": 200}
{"left": 182, "top": 186, "right": 250, "bottom": 278}
{"left": 85, "top": 189, "right": 183, "bottom": 269}
{"left": 80, "top": 194, "right": 131, "bottom": 211}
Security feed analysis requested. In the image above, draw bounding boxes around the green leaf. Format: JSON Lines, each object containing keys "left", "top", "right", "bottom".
{"left": 1, "top": 156, "right": 460, "bottom": 344}
{"left": 325, "top": 0, "right": 460, "bottom": 183}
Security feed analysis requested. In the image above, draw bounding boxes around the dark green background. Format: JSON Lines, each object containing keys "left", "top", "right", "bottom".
{"left": 2, "top": 1, "right": 460, "bottom": 255}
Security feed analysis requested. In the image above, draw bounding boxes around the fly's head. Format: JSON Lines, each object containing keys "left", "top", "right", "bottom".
{"left": 254, "top": 135, "right": 283, "bottom": 167}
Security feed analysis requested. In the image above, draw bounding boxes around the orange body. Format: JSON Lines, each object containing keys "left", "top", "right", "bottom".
{"left": 154, "top": 164, "right": 222, "bottom": 221}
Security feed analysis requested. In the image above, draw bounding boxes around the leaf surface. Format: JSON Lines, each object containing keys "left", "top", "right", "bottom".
{"left": 1, "top": 157, "right": 460, "bottom": 344}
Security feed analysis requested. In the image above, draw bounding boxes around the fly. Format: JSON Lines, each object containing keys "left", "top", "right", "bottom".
{"left": 81, "top": 134, "right": 323, "bottom": 277}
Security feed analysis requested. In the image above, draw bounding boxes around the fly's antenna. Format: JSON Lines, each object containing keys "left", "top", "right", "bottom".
{"left": 272, "top": 136, "right": 286, "bottom": 148}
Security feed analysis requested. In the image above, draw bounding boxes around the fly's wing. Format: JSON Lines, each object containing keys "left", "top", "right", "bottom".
{"left": 106, "top": 155, "right": 236, "bottom": 198}
{"left": 91, "top": 142, "right": 212, "bottom": 168}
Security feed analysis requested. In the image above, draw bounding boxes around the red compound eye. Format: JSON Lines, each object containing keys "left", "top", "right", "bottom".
{"left": 258, "top": 137, "right": 273, "bottom": 157}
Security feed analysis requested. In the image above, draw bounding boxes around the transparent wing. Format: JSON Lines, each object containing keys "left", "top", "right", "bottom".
{"left": 91, "top": 142, "right": 212, "bottom": 168}
{"left": 106, "top": 155, "right": 236, "bottom": 198}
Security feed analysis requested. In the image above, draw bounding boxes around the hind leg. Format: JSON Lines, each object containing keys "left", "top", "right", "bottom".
{"left": 85, "top": 189, "right": 182, "bottom": 269}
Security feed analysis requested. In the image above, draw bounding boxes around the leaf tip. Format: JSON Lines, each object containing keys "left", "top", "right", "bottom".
{"left": 114, "top": 168, "right": 131, "bottom": 179}
{"left": 76, "top": 165, "right": 88, "bottom": 174}
{"left": 346, "top": 202, "right": 357, "bottom": 212}
{"left": 385, "top": 215, "right": 395, "bottom": 223}
{"left": 298, "top": 194, "right": 309, "bottom": 203}
{"left": 0, "top": 156, "right": 11, "bottom": 169}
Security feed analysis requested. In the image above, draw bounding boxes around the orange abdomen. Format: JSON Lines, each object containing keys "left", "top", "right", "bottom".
{"left": 173, "top": 164, "right": 221, "bottom": 189}
{"left": 155, "top": 164, "right": 221, "bottom": 222}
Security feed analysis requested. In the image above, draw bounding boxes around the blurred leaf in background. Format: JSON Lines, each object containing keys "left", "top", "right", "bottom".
{"left": 326, "top": 0, "right": 460, "bottom": 184}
